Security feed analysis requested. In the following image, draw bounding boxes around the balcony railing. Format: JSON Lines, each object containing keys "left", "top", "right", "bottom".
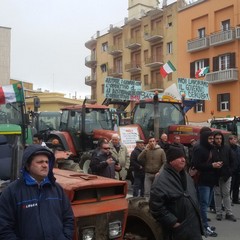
{"left": 125, "top": 63, "right": 141, "bottom": 73}
{"left": 125, "top": 38, "right": 141, "bottom": 50}
{"left": 144, "top": 82, "right": 164, "bottom": 91}
{"left": 85, "top": 75, "right": 96, "bottom": 86}
{"left": 108, "top": 45, "right": 123, "bottom": 56}
{"left": 144, "top": 29, "right": 163, "bottom": 43}
{"left": 85, "top": 54, "right": 97, "bottom": 68}
{"left": 145, "top": 56, "right": 163, "bottom": 68}
{"left": 206, "top": 69, "right": 238, "bottom": 84}
{"left": 187, "top": 37, "right": 209, "bottom": 52}
{"left": 108, "top": 67, "right": 123, "bottom": 77}
{"left": 209, "top": 29, "right": 235, "bottom": 46}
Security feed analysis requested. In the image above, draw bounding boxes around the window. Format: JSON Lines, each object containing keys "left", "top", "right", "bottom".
{"left": 217, "top": 93, "right": 230, "bottom": 111}
{"left": 167, "top": 15, "right": 172, "bottom": 27}
{"left": 195, "top": 100, "right": 205, "bottom": 113}
{"left": 221, "top": 20, "right": 230, "bottom": 31}
{"left": 190, "top": 59, "right": 209, "bottom": 78}
{"left": 100, "top": 64, "right": 107, "bottom": 73}
{"left": 167, "top": 73, "right": 172, "bottom": 81}
{"left": 144, "top": 75, "right": 149, "bottom": 85}
{"left": 101, "top": 84, "right": 104, "bottom": 94}
{"left": 167, "top": 42, "right": 173, "bottom": 54}
{"left": 219, "top": 54, "right": 230, "bottom": 70}
{"left": 198, "top": 28, "right": 205, "bottom": 38}
{"left": 213, "top": 53, "right": 235, "bottom": 71}
{"left": 101, "top": 42, "right": 108, "bottom": 52}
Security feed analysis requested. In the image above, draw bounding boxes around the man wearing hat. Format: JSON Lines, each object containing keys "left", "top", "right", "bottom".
{"left": 130, "top": 139, "right": 145, "bottom": 197}
{"left": 0, "top": 144, "right": 74, "bottom": 239}
{"left": 149, "top": 146, "right": 203, "bottom": 240}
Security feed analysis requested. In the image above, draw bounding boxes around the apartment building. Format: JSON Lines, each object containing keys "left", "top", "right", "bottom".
{"left": 85, "top": 0, "right": 178, "bottom": 109}
{"left": 85, "top": 0, "right": 240, "bottom": 123}
{"left": 0, "top": 26, "right": 11, "bottom": 86}
{"left": 178, "top": 0, "right": 240, "bottom": 122}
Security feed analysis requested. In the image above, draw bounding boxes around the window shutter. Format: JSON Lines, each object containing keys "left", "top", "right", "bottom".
{"left": 217, "top": 94, "right": 221, "bottom": 111}
{"left": 190, "top": 62, "right": 195, "bottom": 78}
{"left": 213, "top": 56, "right": 219, "bottom": 71}
{"left": 202, "top": 100, "right": 205, "bottom": 112}
{"left": 230, "top": 53, "right": 236, "bottom": 68}
{"left": 204, "top": 58, "right": 210, "bottom": 70}
{"left": 227, "top": 93, "right": 231, "bottom": 111}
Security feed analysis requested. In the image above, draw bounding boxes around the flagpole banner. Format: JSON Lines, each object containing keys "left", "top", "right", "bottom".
{"left": 160, "top": 60, "right": 176, "bottom": 78}
{"left": 0, "top": 82, "right": 24, "bottom": 104}
{"left": 104, "top": 77, "right": 142, "bottom": 101}
{"left": 177, "top": 78, "right": 210, "bottom": 100}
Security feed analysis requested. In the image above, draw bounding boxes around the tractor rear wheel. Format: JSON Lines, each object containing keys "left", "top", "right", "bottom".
{"left": 124, "top": 197, "right": 164, "bottom": 240}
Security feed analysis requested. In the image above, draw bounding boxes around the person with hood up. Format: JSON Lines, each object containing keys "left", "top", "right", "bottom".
{"left": 0, "top": 144, "right": 74, "bottom": 240}
{"left": 150, "top": 146, "right": 203, "bottom": 240}
{"left": 212, "top": 131, "right": 237, "bottom": 222}
{"left": 138, "top": 136, "right": 166, "bottom": 198}
{"left": 192, "top": 130, "right": 220, "bottom": 237}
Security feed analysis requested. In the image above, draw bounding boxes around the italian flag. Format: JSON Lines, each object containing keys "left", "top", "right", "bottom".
{"left": 195, "top": 66, "right": 209, "bottom": 78}
{"left": 160, "top": 60, "right": 176, "bottom": 78}
{"left": 0, "top": 82, "right": 24, "bottom": 104}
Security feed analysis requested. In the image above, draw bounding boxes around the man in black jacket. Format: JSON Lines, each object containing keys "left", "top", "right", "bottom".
{"left": 192, "top": 130, "right": 220, "bottom": 237}
{"left": 212, "top": 131, "right": 236, "bottom": 222}
{"left": 130, "top": 139, "right": 145, "bottom": 197}
{"left": 150, "top": 146, "right": 203, "bottom": 240}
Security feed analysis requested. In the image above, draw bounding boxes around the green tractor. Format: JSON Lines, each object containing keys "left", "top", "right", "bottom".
{"left": 0, "top": 82, "right": 34, "bottom": 192}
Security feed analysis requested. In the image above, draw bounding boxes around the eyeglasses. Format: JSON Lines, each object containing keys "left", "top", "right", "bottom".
{"left": 102, "top": 147, "right": 110, "bottom": 150}
{"left": 215, "top": 137, "right": 222, "bottom": 140}
{"left": 208, "top": 137, "right": 214, "bottom": 140}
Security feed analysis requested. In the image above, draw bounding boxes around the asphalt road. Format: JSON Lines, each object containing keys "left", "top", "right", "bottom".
{"left": 203, "top": 203, "right": 240, "bottom": 240}
{"left": 127, "top": 182, "right": 240, "bottom": 240}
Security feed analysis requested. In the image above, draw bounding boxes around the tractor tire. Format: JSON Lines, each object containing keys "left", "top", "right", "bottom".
{"left": 124, "top": 197, "right": 164, "bottom": 240}
{"left": 79, "top": 152, "right": 92, "bottom": 173}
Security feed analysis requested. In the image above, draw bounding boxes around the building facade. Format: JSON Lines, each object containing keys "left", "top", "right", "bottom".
{"left": 0, "top": 26, "right": 11, "bottom": 86}
{"left": 85, "top": 0, "right": 240, "bottom": 123}
{"left": 85, "top": 0, "right": 178, "bottom": 110}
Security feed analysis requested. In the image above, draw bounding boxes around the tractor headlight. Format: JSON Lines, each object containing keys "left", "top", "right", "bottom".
{"left": 82, "top": 227, "right": 95, "bottom": 240}
{"left": 109, "top": 221, "right": 122, "bottom": 239}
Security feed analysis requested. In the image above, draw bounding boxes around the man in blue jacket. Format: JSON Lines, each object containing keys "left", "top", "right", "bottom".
{"left": 0, "top": 144, "right": 74, "bottom": 240}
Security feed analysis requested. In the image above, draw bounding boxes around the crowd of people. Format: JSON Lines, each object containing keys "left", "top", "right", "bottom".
{"left": 1, "top": 128, "right": 240, "bottom": 239}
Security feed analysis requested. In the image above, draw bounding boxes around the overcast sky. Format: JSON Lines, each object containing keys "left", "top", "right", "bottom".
{"left": 0, "top": 0, "right": 176, "bottom": 99}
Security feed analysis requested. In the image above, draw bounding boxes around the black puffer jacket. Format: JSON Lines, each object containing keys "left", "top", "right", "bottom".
{"left": 149, "top": 164, "right": 203, "bottom": 240}
{"left": 212, "top": 131, "right": 234, "bottom": 182}
{"left": 192, "top": 131, "right": 217, "bottom": 187}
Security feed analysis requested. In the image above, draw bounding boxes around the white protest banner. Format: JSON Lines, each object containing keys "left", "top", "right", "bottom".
{"left": 104, "top": 77, "right": 142, "bottom": 101}
{"left": 119, "top": 126, "right": 140, "bottom": 155}
{"left": 177, "top": 78, "right": 210, "bottom": 100}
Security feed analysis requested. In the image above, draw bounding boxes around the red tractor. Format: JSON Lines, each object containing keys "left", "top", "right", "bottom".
{"left": 46, "top": 100, "right": 117, "bottom": 172}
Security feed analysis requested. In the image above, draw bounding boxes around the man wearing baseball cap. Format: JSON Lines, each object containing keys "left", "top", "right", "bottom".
{"left": 0, "top": 144, "right": 74, "bottom": 239}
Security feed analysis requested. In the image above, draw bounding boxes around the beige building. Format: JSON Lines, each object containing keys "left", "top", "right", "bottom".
{"left": 85, "top": 0, "right": 178, "bottom": 110}
{"left": 0, "top": 26, "right": 11, "bottom": 86}
{"left": 11, "top": 79, "right": 83, "bottom": 112}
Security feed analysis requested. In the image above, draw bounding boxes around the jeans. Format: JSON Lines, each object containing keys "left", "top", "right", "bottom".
{"left": 144, "top": 173, "right": 155, "bottom": 198}
{"left": 197, "top": 185, "right": 213, "bottom": 228}
{"left": 231, "top": 173, "right": 240, "bottom": 202}
{"left": 133, "top": 174, "right": 145, "bottom": 197}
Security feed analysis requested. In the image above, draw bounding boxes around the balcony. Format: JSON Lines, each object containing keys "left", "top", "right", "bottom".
{"left": 187, "top": 37, "right": 209, "bottom": 52}
{"left": 236, "top": 26, "right": 240, "bottom": 39}
{"left": 108, "top": 67, "right": 123, "bottom": 78}
{"left": 125, "top": 17, "right": 141, "bottom": 26}
{"left": 108, "top": 45, "right": 123, "bottom": 56}
{"left": 145, "top": 56, "right": 163, "bottom": 68}
{"left": 144, "top": 29, "right": 163, "bottom": 43}
{"left": 125, "top": 63, "right": 141, "bottom": 73}
{"left": 125, "top": 38, "right": 141, "bottom": 50}
{"left": 209, "top": 29, "right": 235, "bottom": 46}
{"left": 206, "top": 69, "right": 238, "bottom": 84}
{"left": 108, "top": 25, "right": 122, "bottom": 35}
{"left": 85, "top": 75, "right": 96, "bottom": 86}
{"left": 85, "top": 54, "right": 97, "bottom": 68}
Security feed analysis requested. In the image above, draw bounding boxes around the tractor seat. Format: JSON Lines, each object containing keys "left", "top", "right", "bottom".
{"left": 0, "top": 135, "right": 12, "bottom": 180}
